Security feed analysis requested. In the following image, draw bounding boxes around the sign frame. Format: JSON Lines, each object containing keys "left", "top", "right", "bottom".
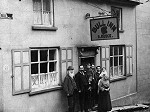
{"left": 90, "top": 17, "right": 119, "bottom": 41}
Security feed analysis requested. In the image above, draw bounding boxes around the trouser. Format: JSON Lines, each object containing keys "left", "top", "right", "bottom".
{"left": 67, "top": 94, "right": 75, "bottom": 112}
{"left": 79, "top": 87, "right": 88, "bottom": 112}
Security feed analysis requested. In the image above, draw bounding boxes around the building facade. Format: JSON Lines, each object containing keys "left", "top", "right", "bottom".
{"left": 0, "top": 0, "right": 144, "bottom": 112}
{"left": 135, "top": 0, "right": 150, "bottom": 104}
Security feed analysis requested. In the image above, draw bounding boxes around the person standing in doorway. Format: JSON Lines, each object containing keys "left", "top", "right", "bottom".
{"left": 63, "top": 66, "right": 77, "bottom": 112}
{"left": 93, "top": 66, "right": 102, "bottom": 109}
{"left": 85, "top": 63, "right": 93, "bottom": 111}
{"left": 75, "top": 65, "right": 89, "bottom": 112}
{"left": 98, "top": 73, "right": 112, "bottom": 112}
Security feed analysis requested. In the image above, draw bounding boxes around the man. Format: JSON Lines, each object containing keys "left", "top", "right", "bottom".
{"left": 63, "top": 66, "right": 77, "bottom": 112}
{"left": 90, "top": 64, "right": 97, "bottom": 110}
{"left": 75, "top": 65, "right": 89, "bottom": 112}
{"left": 86, "top": 63, "right": 94, "bottom": 111}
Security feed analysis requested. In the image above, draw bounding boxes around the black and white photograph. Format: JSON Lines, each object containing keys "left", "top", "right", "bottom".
{"left": 0, "top": 0, "right": 150, "bottom": 112}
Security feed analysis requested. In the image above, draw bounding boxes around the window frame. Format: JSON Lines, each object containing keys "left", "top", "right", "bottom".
{"left": 110, "top": 45, "right": 125, "bottom": 80}
{"left": 100, "top": 44, "right": 133, "bottom": 82}
{"left": 29, "top": 47, "right": 61, "bottom": 94}
{"left": 111, "top": 6, "right": 123, "bottom": 32}
{"left": 32, "top": 0, "right": 58, "bottom": 31}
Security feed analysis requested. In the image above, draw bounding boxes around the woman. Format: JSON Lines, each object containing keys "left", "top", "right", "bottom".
{"left": 98, "top": 73, "right": 112, "bottom": 112}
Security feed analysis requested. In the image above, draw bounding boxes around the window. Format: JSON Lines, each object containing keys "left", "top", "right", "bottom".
{"left": 30, "top": 48, "right": 60, "bottom": 92}
{"left": 101, "top": 45, "right": 133, "bottom": 81}
{"left": 12, "top": 47, "right": 62, "bottom": 95}
{"left": 33, "top": 0, "right": 54, "bottom": 26}
{"left": 111, "top": 6, "right": 123, "bottom": 31}
{"left": 110, "top": 45, "right": 125, "bottom": 79}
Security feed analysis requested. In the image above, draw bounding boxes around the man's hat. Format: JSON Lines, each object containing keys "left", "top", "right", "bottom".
{"left": 67, "top": 66, "right": 74, "bottom": 70}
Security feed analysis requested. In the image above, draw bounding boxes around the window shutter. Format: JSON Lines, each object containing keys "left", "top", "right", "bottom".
{"left": 126, "top": 45, "right": 133, "bottom": 76}
{"left": 61, "top": 47, "right": 73, "bottom": 83}
{"left": 12, "top": 49, "right": 30, "bottom": 95}
{"left": 101, "top": 46, "right": 110, "bottom": 76}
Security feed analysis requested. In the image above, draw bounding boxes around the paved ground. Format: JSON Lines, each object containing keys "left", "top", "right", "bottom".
{"left": 89, "top": 104, "right": 150, "bottom": 112}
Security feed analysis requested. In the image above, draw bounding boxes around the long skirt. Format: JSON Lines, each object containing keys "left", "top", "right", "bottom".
{"left": 98, "top": 91, "right": 112, "bottom": 112}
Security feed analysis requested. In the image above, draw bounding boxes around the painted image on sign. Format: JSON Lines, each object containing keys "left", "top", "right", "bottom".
{"left": 90, "top": 17, "right": 119, "bottom": 41}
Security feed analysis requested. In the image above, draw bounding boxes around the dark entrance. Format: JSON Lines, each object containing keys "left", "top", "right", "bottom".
{"left": 80, "top": 57, "right": 95, "bottom": 68}
{"left": 77, "top": 46, "right": 98, "bottom": 69}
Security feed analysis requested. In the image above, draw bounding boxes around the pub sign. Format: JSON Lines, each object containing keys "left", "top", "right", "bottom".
{"left": 90, "top": 17, "right": 119, "bottom": 41}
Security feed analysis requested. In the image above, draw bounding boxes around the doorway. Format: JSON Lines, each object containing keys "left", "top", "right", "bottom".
{"left": 80, "top": 57, "right": 95, "bottom": 69}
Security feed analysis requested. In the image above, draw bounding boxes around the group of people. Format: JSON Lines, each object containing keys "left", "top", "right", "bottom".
{"left": 63, "top": 64, "right": 112, "bottom": 112}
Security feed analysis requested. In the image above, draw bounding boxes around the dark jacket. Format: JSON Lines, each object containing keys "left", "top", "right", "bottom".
{"left": 75, "top": 71, "right": 89, "bottom": 92}
{"left": 63, "top": 74, "right": 77, "bottom": 96}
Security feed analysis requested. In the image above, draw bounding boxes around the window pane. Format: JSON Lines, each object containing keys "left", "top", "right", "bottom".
{"left": 119, "top": 57, "right": 123, "bottom": 65}
{"left": 31, "top": 64, "right": 38, "bottom": 74}
{"left": 14, "top": 52, "right": 21, "bottom": 64}
{"left": 110, "top": 67, "right": 113, "bottom": 78}
{"left": 49, "top": 62, "right": 56, "bottom": 72}
{"left": 106, "top": 60, "right": 109, "bottom": 74}
{"left": 102, "top": 61, "right": 106, "bottom": 68}
{"left": 102, "top": 48, "right": 105, "bottom": 58}
{"left": 119, "top": 46, "right": 123, "bottom": 55}
{"left": 68, "top": 61, "right": 72, "bottom": 67}
{"left": 23, "top": 51, "right": 29, "bottom": 63}
{"left": 40, "top": 50, "right": 48, "bottom": 61}
{"left": 110, "top": 47, "right": 113, "bottom": 56}
{"left": 114, "top": 46, "right": 118, "bottom": 55}
{"left": 49, "top": 50, "right": 56, "bottom": 60}
{"left": 14, "top": 67, "right": 21, "bottom": 91}
{"left": 43, "top": 0, "right": 50, "bottom": 11}
{"left": 62, "top": 49, "right": 66, "bottom": 60}
{"left": 127, "top": 58, "right": 129, "bottom": 74}
{"left": 33, "top": 0, "right": 41, "bottom": 11}
{"left": 130, "top": 58, "right": 133, "bottom": 74}
{"left": 106, "top": 48, "right": 109, "bottom": 58}
{"left": 114, "top": 57, "right": 118, "bottom": 66}
{"left": 33, "top": 0, "right": 42, "bottom": 25}
{"left": 126, "top": 47, "right": 129, "bottom": 56}
{"left": 23, "top": 66, "right": 29, "bottom": 90}
{"left": 111, "top": 7, "right": 121, "bottom": 29}
{"left": 130, "top": 47, "right": 132, "bottom": 57}
{"left": 31, "top": 50, "right": 38, "bottom": 62}
{"left": 31, "top": 74, "right": 39, "bottom": 89}
{"left": 67, "top": 50, "right": 72, "bottom": 60}
{"left": 43, "top": 0, "right": 51, "bottom": 25}
{"left": 40, "top": 63, "right": 47, "bottom": 73}
{"left": 61, "top": 62, "right": 66, "bottom": 81}
{"left": 114, "top": 66, "right": 118, "bottom": 76}
{"left": 110, "top": 57, "right": 113, "bottom": 67}
{"left": 119, "top": 66, "right": 123, "bottom": 76}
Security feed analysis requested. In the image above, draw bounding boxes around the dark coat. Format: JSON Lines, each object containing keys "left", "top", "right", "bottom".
{"left": 63, "top": 74, "right": 77, "bottom": 96}
{"left": 75, "top": 71, "right": 89, "bottom": 92}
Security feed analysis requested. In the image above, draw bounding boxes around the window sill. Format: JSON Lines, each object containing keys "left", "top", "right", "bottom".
{"left": 126, "top": 74, "right": 133, "bottom": 77}
{"left": 32, "top": 25, "right": 58, "bottom": 31}
{"left": 119, "top": 29, "right": 124, "bottom": 33}
{"left": 29, "top": 86, "right": 62, "bottom": 96}
{"left": 110, "top": 76, "right": 126, "bottom": 83}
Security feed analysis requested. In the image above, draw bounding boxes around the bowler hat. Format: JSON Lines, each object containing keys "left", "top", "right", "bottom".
{"left": 67, "top": 66, "right": 74, "bottom": 70}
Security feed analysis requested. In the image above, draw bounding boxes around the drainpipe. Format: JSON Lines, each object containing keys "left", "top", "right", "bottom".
{"left": 135, "top": 6, "right": 138, "bottom": 93}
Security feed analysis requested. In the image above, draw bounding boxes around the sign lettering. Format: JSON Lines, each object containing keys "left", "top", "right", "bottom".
{"left": 90, "top": 17, "right": 119, "bottom": 41}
